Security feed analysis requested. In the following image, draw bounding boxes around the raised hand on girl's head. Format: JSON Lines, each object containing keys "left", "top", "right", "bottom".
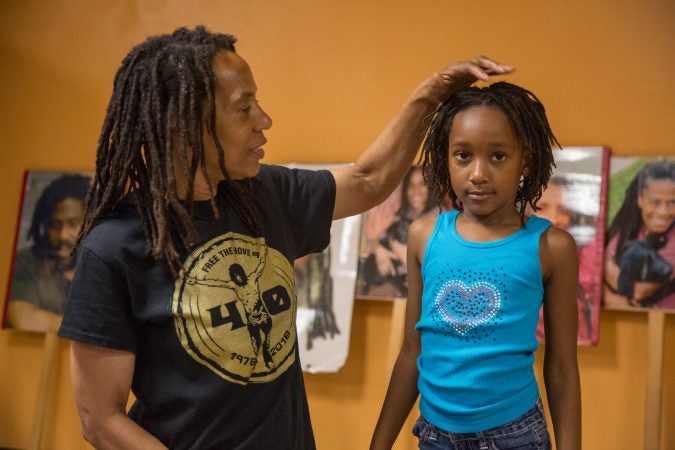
{"left": 421, "top": 56, "right": 515, "bottom": 104}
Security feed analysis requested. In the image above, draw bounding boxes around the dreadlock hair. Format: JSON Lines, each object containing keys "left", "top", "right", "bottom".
{"left": 29, "top": 174, "right": 91, "bottom": 256}
{"left": 420, "top": 81, "right": 560, "bottom": 222}
{"left": 608, "top": 158, "right": 675, "bottom": 261}
{"left": 76, "top": 25, "right": 261, "bottom": 276}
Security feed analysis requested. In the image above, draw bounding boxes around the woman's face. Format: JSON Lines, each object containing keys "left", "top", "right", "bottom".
{"left": 203, "top": 50, "right": 273, "bottom": 181}
{"left": 406, "top": 168, "right": 429, "bottom": 215}
{"left": 638, "top": 178, "right": 675, "bottom": 234}
{"left": 173, "top": 51, "right": 273, "bottom": 200}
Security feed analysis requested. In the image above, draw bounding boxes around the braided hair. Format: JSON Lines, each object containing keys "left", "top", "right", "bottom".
{"left": 76, "top": 26, "right": 260, "bottom": 275}
{"left": 421, "top": 81, "right": 560, "bottom": 221}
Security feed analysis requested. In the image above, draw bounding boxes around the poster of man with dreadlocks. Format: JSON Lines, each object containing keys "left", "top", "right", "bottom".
{"left": 55, "top": 25, "right": 513, "bottom": 449}
{"left": 3, "top": 170, "right": 91, "bottom": 333}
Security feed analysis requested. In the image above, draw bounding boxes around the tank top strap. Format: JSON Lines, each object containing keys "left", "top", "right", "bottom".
{"left": 523, "top": 214, "right": 553, "bottom": 237}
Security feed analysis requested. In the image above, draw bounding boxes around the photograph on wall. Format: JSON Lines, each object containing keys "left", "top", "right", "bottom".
{"left": 532, "top": 147, "right": 610, "bottom": 346}
{"left": 2, "top": 170, "right": 92, "bottom": 333}
{"left": 355, "top": 165, "right": 446, "bottom": 301}
{"left": 285, "top": 163, "right": 361, "bottom": 373}
{"left": 602, "top": 156, "right": 675, "bottom": 312}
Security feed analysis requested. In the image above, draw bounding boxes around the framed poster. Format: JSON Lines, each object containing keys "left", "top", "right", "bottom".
{"left": 602, "top": 156, "right": 675, "bottom": 312}
{"left": 285, "top": 163, "right": 361, "bottom": 373}
{"left": 3, "top": 170, "right": 92, "bottom": 333}
{"left": 533, "top": 147, "right": 610, "bottom": 346}
{"left": 355, "top": 165, "right": 443, "bottom": 301}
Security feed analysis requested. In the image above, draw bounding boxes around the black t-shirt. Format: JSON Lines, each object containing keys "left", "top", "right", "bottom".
{"left": 59, "top": 165, "right": 335, "bottom": 449}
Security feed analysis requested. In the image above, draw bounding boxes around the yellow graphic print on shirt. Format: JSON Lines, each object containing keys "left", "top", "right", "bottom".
{"left": 172, "top": 232, "right": 297, "bottom": 385}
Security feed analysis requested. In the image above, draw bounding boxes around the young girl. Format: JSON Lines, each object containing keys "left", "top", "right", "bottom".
{"left": 370, "top": 82, "right": 581, "bottom": 450}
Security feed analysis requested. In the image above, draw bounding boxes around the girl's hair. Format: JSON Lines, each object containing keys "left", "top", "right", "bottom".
{"left": 608, "top": 159, "right": 675, "bottom": 260}
{"left": 420, "top": 81, "right": 560, "bottom": 221}
{"left": 76, "top": 25, "right": 260, "bottom": 275}
{"left": 397, "top": 166, "right": 437, "bottom": 220}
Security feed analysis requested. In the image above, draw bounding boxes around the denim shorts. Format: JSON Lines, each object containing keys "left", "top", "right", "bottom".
{"left": 412, "top": 399, "right": 551, "bottom": 450}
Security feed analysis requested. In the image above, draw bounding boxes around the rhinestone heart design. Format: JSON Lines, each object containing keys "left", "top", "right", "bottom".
{"left": 434, "top": 279, "right": 501, "bottom": 335}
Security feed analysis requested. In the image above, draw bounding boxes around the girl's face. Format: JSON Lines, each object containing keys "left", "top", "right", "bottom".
{"left": 638, "top": 178, "right": 675, "bottom": 234}
{"left": 406, "top": 168, "right": 429, "bottom": 215}
{"left": 447, "top": 105, "right": 526, "bottom": 221}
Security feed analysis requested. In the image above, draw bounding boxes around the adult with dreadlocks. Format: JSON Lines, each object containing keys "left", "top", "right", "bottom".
{"left": 603, "top": 159, "right": 675, "bottom": 309}
{"left": 57, "top": 25, "right": 512, "bottom": 449}
{"left": 371, "top": 82, "right": 581, "bottom": 450}
{"left": 7, "top": 173, "right": 90, "bottom": 333}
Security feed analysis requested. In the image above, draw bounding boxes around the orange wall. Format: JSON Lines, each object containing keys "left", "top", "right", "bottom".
{"left": 1, "top": 1, "right": 673, "bottom": 449}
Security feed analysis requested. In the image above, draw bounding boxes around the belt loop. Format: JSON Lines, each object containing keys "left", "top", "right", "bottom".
{"left": 427, "top": 424, "right": 438, "bottom": 442}
{"left": 478, "top": 432, "right": 489, "bottom": 450}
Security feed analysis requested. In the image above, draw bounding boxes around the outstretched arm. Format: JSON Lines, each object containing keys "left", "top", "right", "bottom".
{"left": 70, "top": 342, "right": 167, "bottom": 449}
{"left": 331, "top": 57, "right": 513, "bottom": 220}
{"left": 370, "top": 217, "right": 434, "bottom": 449}
{"left": 540, "top": 227, "right": 582, "bottom": 450}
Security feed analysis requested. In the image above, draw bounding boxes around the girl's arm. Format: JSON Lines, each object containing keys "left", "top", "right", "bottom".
{"left": 70, "top": 342, "right": 168, "bottom": 449}
{"left": 370, "top": 217, "right": 434, "bottom": 450}
{"left": 540, "top": 227, "right": 582, "bottom": 450}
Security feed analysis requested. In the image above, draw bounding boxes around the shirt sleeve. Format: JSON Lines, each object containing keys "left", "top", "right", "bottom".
{"left": 58, "top": 245, "right": 139, "bottom": 353}
{"left": 265, "top": 166, "right": 336, "bottom": 259}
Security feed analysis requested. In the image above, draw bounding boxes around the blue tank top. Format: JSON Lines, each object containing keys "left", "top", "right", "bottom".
{"left": 416, "top": 210, "right": 552, "bottom": 432}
